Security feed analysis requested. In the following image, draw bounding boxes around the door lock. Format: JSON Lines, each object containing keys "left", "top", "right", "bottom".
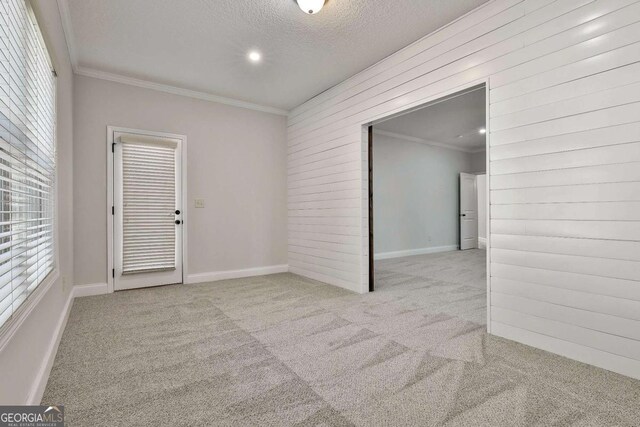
{"left": 175, "top": 220, "right": 182, "bottom": 225}
{"left": 175, "top": 210, "right": 181, "bottom": 215}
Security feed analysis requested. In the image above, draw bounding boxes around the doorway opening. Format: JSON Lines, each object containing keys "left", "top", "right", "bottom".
{"left": 367, "top": 84, "right": 488, "bottom": 326}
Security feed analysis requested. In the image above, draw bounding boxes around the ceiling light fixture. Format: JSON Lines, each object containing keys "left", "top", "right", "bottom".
{"left": 479, "top": 128, "right": 487, "bottom": 134}
{"left": 296, "top": 0, "right": 325, "bottom": 14}
{"left": 248, "top": 51, "right": 261, "bottom": 63}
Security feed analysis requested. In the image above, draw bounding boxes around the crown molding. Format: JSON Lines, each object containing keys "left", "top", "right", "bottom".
{"left": 56, "top": 0, "right": 77, "bottom": 72}
{"left": 75, "top": 66, "right": 290, "bottom": 116}
{"left": 57, "top": 0, "right": 288, "bottom": 116}
{"left": 469, "top": 147, "right": 486, "bottom": 154}
{"left": 373, "top": 129, "right": 484, "bottom": 153}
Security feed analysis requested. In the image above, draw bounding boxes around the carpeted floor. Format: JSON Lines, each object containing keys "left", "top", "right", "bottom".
{"left": 375, "top": 249, "right": 487, "bottom": 325}
{"left": 43, "top": 250, "right": 640, "bottom": 426}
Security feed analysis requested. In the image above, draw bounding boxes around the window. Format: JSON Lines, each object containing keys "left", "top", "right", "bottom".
{"left": 0, "top": 0, "right": 56, "bottom": 329}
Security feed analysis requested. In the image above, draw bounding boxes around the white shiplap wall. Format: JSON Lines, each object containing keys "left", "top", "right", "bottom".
{"left": 287, "top": 0, "right": 640, "bottom": 379}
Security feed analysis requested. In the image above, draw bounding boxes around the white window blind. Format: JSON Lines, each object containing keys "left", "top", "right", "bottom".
{"left": 121, "top": 139, "right": 176, "bottom": 274}
{"left": 0, "top": 0, "right": 56, "bottom": 328}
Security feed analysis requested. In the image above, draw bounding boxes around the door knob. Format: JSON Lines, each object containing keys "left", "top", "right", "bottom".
{"left": 460, "top": 214, "right": 466, "bottom": 217}
{"left": 175, "top": 220, "right": 181, "bottom": 225}
{"left": 175, "top": 210, "right": 181, "bottom": 215}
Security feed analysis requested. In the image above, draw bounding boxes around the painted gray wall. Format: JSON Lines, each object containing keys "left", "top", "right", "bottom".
{"left": 73, "top": 75, "right": 288, "bottom": 286}
{"left": 373, "top": 133, "right": 473, "bottom": 255}
{"left": 470, "top": 151, "right": 486, "bottom": 173}
{"left": 0, "top": 0, "right": 74, "bottom": 404}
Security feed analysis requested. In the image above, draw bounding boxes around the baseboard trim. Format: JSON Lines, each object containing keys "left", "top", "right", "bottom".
{"left": 187, "top": 264, "right": 289, "bottom": 284}
{"left": 374, "top": 245, "right": 458, "bottom": 260}
{"left": 25, "top": 282, "right": 109, "bottom": 404}
{"left": 73, "top": 282, "right": 109, "bottom": 298}
{"left": 478, "top": 237, "right": 487, "bottom": 249}
{"left": 491, "top": 321, "right": 640, "bottom": 381}
{"left": 288, "top": 265, "right": 362, "bottom": 294}
{"left": 27, "top": 289, "right": 74, "bottom": 404}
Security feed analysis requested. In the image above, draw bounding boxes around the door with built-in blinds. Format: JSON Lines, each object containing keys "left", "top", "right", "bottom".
{"left": 113, "top": 132, "right": 183, "bottom": 290}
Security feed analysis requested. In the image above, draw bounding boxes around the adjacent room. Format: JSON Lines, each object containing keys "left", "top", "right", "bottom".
{"left": 1, "top": 0, "right": 640, "bottom": 425}
{"left": 371, "top": 87, "right": 488, "bottom": 326}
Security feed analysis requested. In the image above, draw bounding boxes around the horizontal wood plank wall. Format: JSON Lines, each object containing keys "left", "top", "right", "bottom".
{"left": 287, "top": 0, "right": 640, "bottom": 379}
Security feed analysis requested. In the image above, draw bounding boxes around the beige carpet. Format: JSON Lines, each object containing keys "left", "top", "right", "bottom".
{"left": 43, "top": 250, "right": 640, "bottom": 426}
{"left": 375, "top": 249, "right": 487, "bottom": 324}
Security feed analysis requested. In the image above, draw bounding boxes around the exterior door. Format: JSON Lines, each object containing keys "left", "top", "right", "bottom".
{"left": 113, "top": 131, "right": 183, "bottom": 290}
{"left": 459, "top": 173, "right": 478, "bottom": 250}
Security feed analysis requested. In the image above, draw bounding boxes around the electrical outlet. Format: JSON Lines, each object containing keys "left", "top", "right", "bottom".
{"left": 194, "top": 199, "right": 205, "bottom": 208}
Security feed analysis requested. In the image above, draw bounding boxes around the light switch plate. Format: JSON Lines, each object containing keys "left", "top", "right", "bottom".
{"left": 195, "top": 199, "right": 205, "bottom": 208}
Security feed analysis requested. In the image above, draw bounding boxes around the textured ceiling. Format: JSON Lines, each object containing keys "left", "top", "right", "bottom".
{"left": 376, "top": 87, "right": 486, "bottom": 151}
{"left": 66, "top": 0, "right": 488, "bottom": 110}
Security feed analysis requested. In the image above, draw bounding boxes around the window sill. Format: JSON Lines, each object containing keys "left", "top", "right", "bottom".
{"left": 0, "top": 269, "right": 61, "bottom": 353}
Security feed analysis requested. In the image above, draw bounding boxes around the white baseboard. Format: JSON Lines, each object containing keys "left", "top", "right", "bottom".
{"left": 27, "top": 289, "right": 74, "bottom": 404}
{"left": 26, "top": 282, "right": 109, "bottom": 404}
{"left": 73, "top": 282, "right": 109, "bottom": 298}
{"left": 491, "top": 322, "right": 640, "bottom": 381}
{"left": 187, "top": 264, "right": 289, "bottom": 284}
{"left": 288, "top": 265, "right": 362, "bottom": 294}
{"left": 374, "top": 245, "right": 458, "bottom": 260}
{"left": 22, "top": 263, "right": 285, "bottom": 404}
{"left": 478, "top": 237, "right": 487, "bottom": 249}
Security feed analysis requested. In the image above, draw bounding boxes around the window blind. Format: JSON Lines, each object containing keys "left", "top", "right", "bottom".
{"left": 0, "top": 0, "right": 56, "bottom": 329}
{"left": 121, "top": 139, "right": 176, "bottom": 274}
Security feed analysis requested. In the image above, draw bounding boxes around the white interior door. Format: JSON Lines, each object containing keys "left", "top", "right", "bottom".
{"left": 460, "top": 173, "right": 478, "bottom": 250}
{"left": 113, "top": 131, "right": 183, "bottom": 290}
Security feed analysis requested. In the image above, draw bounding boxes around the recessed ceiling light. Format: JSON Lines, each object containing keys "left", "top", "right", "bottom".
{"left": 457, "top": 135, "right": 464, "bottom": 139}
{"left": 479, "top": 128, "right": 487, "bottom": 134}
{"left": 297, "top": 0, "right": 325, "bottom": 14}
{"left": 248, "top": 51, "right": 261, "bottom": 63}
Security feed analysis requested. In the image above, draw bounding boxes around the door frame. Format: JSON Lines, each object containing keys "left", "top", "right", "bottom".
{"left": 364, "top": 79, "right": 491, "bottom": 331}
{"left": 106, "top": 126, "right": 188, "bottom": 293}
{"left": 368, "top": 126, "right": 374, "bottom": 292}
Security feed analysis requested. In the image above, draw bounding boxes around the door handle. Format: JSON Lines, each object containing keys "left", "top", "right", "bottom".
{"left": 175, "top": 210, "right": 181, "bottom": 215}
{"left": 460, "top": 214, "right": 466, "bottom": 217}
{"left": 175, "top": 220, "right": 182, "bottom": 225}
